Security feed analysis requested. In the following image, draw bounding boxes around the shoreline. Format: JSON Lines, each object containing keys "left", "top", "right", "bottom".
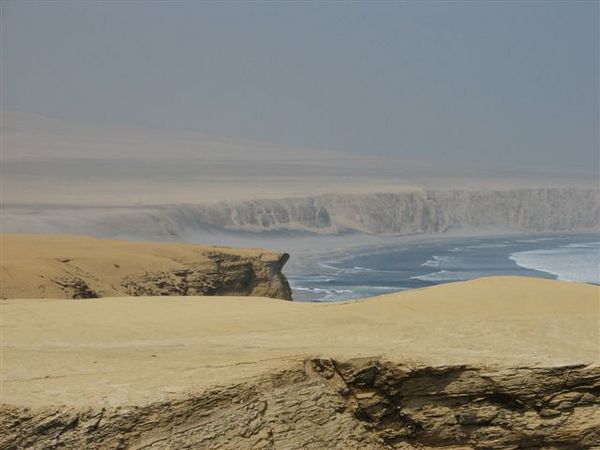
{"left": 287, "top": 231, "right": 600, "bottom": 301}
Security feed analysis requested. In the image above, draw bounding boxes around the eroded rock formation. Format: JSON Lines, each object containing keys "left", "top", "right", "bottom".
{"left": 120, "top": 251, "right": 291, "bottom": 299}
{"left": 0, "top": 234, "right": 292, "bottom": 300}
{"left": 1, "top": 358, "right": 598, "bottom": 449}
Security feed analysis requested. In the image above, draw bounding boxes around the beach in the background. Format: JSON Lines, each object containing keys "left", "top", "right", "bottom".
{"left": 288, "top": 233, "right": 600, "bottom": 301}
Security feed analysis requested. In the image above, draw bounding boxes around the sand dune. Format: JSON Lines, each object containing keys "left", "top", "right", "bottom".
{"left": 3, "top": 276, "right": 597, "bottom": 408}
{"left": 2, "top": 274, "right": 599, "bottom": 448}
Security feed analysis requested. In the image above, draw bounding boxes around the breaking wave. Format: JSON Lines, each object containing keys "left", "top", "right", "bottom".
{"left": 421, "top": 255, "right": 453, "bottom": 267}
{"left": 509, "top": 241, "right": 600, "bottom": 284}
{"left": 410, "top": 270, "right": 474, "bottom": 282}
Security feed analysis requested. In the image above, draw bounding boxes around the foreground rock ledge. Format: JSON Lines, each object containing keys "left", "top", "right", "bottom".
{"left": 0, "top": 234, "right": 292, "bottom": 300}
{"left": 1, "top": 358, "right": 598, "bottom": 449}
{"left": 2, "top": 276, "right": 598, "bottom": 448}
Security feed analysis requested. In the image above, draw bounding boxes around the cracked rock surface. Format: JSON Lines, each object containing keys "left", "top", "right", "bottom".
{"left": 1, "top": 359, "right": 598, "bottom": 449}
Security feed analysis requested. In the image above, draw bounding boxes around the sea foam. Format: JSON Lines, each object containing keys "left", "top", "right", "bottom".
{"left": 509, "top": 241, "right": 600, "bottom": 284}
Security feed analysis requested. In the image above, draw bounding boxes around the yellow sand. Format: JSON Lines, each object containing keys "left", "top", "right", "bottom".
{"left": 2, "top": 276, "right": 598, "bottom": 408}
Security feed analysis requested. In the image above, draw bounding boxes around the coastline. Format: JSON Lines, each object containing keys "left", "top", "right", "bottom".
{"left": 287, "top": 231, "right": 600, "bottom": 301}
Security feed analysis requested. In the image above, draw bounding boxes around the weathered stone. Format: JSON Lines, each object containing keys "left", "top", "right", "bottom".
{"left": 2, "top": 358, "right": 597, "bottom": 449}
{"left": 1, "top": 235, "right": 292, "bottom": 300}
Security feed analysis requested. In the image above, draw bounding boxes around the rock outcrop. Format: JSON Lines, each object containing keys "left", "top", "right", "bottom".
{"left": 2, "top": 358, "right": 598, "bottom": 449}
{"left": 0, "top": 234, "right": 292, "bottom": 300}
{"left": 120, "top": 251, "right": 291, "bottom": 299}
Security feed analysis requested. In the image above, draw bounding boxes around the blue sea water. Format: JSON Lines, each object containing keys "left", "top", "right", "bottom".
{"left": 288, "top": 233, "right": 600, "bottom": 302}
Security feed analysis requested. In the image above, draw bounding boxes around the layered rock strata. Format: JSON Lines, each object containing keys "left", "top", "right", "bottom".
{"left": 1, "top": 358, "right": 598, "bottom": 449}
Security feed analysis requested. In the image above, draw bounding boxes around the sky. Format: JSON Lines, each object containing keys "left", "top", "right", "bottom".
{"left": 1, "top": 1, "right": 598, "bottom": 173}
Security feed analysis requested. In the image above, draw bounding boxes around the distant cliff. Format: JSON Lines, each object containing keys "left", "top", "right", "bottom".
{"left": 0, "top": 234, "right": 292, "bottom": 300}
{"left": 187, "top": 188, "right": 599, "bottom": 234}
{"left": 2, "top": 188, "right": 598, "bottom": 239}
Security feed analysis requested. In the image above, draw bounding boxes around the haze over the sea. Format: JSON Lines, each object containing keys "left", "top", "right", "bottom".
{"left": 2, "top": 1, "right": 598, "bottom": 175}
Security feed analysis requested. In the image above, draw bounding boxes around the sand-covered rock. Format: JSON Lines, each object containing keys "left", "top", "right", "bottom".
{"left": 0, "top": 234, "right": 292, "bottom": 300}
{"left": 2, "top": 359, "right": 597, "bottom": 449}
{"left": 1, "top": 275, "right": 598, "bottom": 448}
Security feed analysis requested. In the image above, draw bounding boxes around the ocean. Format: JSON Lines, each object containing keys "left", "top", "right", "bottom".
{"left": 288, "top": 233, "right": 600, "bottom": 302}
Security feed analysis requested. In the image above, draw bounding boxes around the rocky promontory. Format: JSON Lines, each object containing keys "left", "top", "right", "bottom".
{"left": 0, "top": 234, "right": 292, "bottom": 300}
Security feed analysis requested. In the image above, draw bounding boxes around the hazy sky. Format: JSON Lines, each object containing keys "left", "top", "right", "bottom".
{"left": 2, "top": 1, "right": 598, "bottom": 172}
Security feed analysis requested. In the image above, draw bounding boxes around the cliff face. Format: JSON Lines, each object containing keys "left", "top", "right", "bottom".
{"left": 119, "top": 250, "right": 292, "bottom": 300}
{"left": 4, "top": 188, "right": 596, "bottom": 239}
{"left": 2, "top": 358, "right": 598, "bottom": 449}
{"left": 188, "top": 188, "right": 600, "bottom": 234}
{"left": 0, "top": 234, "right": 292, "bottom": 300}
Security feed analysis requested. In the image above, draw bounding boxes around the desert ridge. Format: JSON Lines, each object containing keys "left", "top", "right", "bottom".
{"left": 2, "top": 275, "right": 598, "bottom": 408}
